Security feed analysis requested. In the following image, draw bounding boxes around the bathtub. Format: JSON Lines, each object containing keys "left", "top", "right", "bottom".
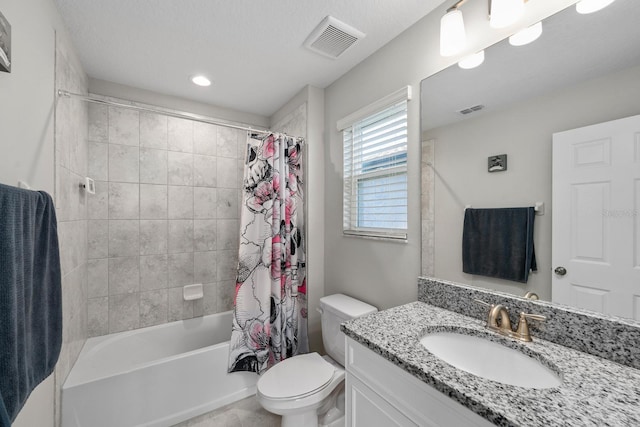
{"left": 62, "top": 311, "right": 257, "bottom": 427}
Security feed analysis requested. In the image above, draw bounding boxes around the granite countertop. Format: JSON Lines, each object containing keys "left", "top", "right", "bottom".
{"left": 341, "top": 301, "right": 640, "bottom": 427}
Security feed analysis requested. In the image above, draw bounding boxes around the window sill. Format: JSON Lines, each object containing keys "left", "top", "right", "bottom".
{"left": 343, "top": 230, "right": 408, "bottom": 243}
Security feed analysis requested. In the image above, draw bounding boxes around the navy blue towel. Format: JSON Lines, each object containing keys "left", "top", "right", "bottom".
{"left": 462, "top": 207, "right": 537, "bottom": 283}
{"left": 0, "top": 399, "right": 9, "bottom": 427}
{"left": 0, "top": 183, "right": 62, "bottom": 424}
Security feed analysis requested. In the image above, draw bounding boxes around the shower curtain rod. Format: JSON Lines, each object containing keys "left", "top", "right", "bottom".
{"left": 57, "top": 89, "right": 277, "bottom": 135}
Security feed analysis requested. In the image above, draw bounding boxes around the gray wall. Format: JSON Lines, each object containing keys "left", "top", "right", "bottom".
{"left": 322, "top": 1, "right": 575, "bottom": 311}
{"left": 427, "top": 64, "right": 640, "bottom": 300}
{"left": 0, "top": 0, "right": 89, "bottom": 425}
{"left": 270, "top": 85, "right": 326, "bottom": 353}
{"left": 0, "top": 0, "right": 57, "bottom": 194}
{"left": 86, "top": 102, "right": 246, "bottom": 335}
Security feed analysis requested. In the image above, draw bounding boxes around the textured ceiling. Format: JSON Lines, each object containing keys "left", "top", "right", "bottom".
{"left": 54, "top": 0, "right": 445, "bottom": 117}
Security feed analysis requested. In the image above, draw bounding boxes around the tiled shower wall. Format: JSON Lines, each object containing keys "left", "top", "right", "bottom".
{"left": 86, "top": 101, "right": 244, "bottom": 336}
{"left": 54, "top": 33, "right": 89, "bottom": 426}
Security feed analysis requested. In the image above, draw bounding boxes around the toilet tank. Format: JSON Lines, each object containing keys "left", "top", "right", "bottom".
{"left": 319, "top": 294, "right": 377, "bottom": 365}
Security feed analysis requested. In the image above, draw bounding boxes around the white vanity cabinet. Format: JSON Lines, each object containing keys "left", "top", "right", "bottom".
{"left": 345, "top": 337, "right": 494, "bottom": 427}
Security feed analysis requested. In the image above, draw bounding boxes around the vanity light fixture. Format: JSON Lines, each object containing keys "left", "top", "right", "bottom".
{"left": 440, "top": 0, "right": 468, "bottom": 57}
{"left": 576, "top": 0, "right": 616, "bottom": 14}
{"left": 489, "top": 0, "right": 525, "bottom": 29}
{"left": 458, "top": 50, "right": 485, "bottom": 69}
{"left": 509, "top": 21, "right": 542, "bottom": 46}
{"left": 191, "top": 75, "right": 211, "bottom": 87}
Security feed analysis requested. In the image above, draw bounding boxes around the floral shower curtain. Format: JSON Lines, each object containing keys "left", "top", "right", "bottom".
{"left": 227, "top": 132, "right": 308, "bottom": 375}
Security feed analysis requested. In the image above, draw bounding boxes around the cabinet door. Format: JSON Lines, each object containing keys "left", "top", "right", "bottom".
{"left": 347, "top": 374, "right": 418, "bottom": 427}
{"left": 346, "top": 338, "right": 494, "bottom": 427}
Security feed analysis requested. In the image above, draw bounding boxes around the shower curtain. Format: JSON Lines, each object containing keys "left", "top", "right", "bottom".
{"left": 228, "top": 132, "right": 308, "bottom": 375}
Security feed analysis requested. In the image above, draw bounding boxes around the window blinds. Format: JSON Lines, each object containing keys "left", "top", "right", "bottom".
{"left": 343, "top": 99, "right": 408, "bottom": 240}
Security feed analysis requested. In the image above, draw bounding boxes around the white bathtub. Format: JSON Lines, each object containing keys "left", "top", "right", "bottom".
{"left": 62, "top": 311, "right": 257, "bottom": 427}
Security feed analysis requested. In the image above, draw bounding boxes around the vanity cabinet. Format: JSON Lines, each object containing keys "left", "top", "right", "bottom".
{"left": 345, "top": 337, "right": 493, "bottom": 427}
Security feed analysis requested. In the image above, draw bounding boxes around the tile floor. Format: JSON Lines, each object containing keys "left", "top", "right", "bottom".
{"left": 172, "top": 395, "right": 281, "bottom": 427}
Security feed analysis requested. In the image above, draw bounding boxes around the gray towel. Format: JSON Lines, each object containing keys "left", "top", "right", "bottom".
{"left": 0, "top": 183, "right": 62, "bottom": 424}
{"left": 462, "top": 207, "right": 537, "bottom": 283}
{"left": 0, "top": 399, "right": 9, "bottom": 427}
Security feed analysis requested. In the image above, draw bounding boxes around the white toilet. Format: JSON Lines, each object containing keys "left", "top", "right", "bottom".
{"left": 256, "top": 294, "right": 377, "bottom": 427}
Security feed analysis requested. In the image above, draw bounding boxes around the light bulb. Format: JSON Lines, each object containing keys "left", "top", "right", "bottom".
{"left": 490, "top": 0, "right": 525, "bottom": 29}
{"left": 576, "top": 0, "right": 616, "bottom": 14}
{"left": 509, "top": 21, "right": 543, "bottom": 46}
{"left": 458, "top": 51, "right": 485, "bottom": 69}
{"left": 440, "top": 9, "right": 466, "bottom": 57}
{"left": 191, "top": 75, "right": 212, "bottom": 87}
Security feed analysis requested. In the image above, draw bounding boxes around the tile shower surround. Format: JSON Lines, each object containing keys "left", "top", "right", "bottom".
{"left": 87, "top": 102, "right": 246, "bottom": 336}
{"left": 55, "top": 35, "right": 89, "bottom": 427}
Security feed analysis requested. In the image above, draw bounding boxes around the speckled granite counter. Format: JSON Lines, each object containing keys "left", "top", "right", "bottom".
{"left": 418, "top": 277, "right": 640, "bottom": 370}
{"left": 341, "top": 302, "right": 640, "bottom": 427}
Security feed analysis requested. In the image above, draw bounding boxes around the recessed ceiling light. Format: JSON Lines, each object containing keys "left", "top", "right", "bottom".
{"left": 458, "top": 50, "right": 485, "bottom": 69}
{"left": 191, "top": 75, "right": 211, "bottom": 87}
{"left": 509, "top": 22, "right": 543, "bottom": 46}
{"left": 576, "top": 0, "right": 616, "bottom": 14}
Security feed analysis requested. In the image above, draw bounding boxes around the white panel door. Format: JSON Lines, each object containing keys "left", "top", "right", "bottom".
{"left": 552, "top": 114, "right": 640, "bottom": 319}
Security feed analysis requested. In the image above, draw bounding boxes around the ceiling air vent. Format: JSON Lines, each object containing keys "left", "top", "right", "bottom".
{"left": 458, "top": 104, "right": 485, "bottom": 115}
{"left": 304, "top": 16, "right": 365, "bottom": 59}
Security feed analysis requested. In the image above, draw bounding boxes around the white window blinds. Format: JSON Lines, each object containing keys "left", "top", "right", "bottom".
{"left": 341, "top": 88, "right": 410, "bottom": 240}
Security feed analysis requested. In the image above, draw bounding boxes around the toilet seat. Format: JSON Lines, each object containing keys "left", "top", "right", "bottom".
{"left": 258, "top": 353, "right": 336, "bottom": 400}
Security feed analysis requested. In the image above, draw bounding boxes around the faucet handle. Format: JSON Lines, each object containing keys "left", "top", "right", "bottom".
{"left": 473, "top": 299, "right": 492, "bottom": 307}
{"left": 521, "top": 312, "right": 546, "bottom": 322}
{"left": 515, "top": 312, "right": 546, "bottom": 342}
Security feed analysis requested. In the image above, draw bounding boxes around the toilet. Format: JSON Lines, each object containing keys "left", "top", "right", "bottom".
{"left": 256, "top": 294, "right": 377, "bottom": 427}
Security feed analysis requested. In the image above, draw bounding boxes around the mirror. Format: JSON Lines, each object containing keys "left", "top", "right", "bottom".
{"left": 420, "top": 1, "right": 640, "bottom": 318}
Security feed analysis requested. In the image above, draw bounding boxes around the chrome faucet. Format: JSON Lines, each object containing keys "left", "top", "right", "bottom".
{"left": 474, "top": 299, "right": 546, "bottom": 342}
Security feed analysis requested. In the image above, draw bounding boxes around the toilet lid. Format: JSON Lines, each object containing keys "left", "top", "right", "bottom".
{"left": 258, "top": 353, "right": 335, "bottom": 399}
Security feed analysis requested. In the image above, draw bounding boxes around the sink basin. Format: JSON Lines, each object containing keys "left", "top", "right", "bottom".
{"left": 420, "top": 332, "right": 562, "bottom": 389}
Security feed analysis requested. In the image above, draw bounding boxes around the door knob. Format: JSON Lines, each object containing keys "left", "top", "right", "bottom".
{"left": 554, "top": 266, "right": 567, "bottom": 276}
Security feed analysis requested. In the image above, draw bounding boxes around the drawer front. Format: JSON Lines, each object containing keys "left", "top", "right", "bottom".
{"left": 346, "top": 337, "right": 494, "bottom": 427}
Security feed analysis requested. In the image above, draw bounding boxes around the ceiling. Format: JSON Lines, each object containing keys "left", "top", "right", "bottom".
{"left": 421, "top": 0, "right": 640, "bottom": 130}
{"left": 54, "top": 0, "right": 445, "bottom": 118}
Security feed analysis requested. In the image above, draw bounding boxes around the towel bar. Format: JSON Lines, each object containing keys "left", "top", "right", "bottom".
{"left": 465, "top": 202, "right": 544, "bottom": 216}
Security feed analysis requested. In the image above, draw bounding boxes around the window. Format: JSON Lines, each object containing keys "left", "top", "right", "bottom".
{"left": 340, "top": 88, "right": 410, "bottom": 240}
